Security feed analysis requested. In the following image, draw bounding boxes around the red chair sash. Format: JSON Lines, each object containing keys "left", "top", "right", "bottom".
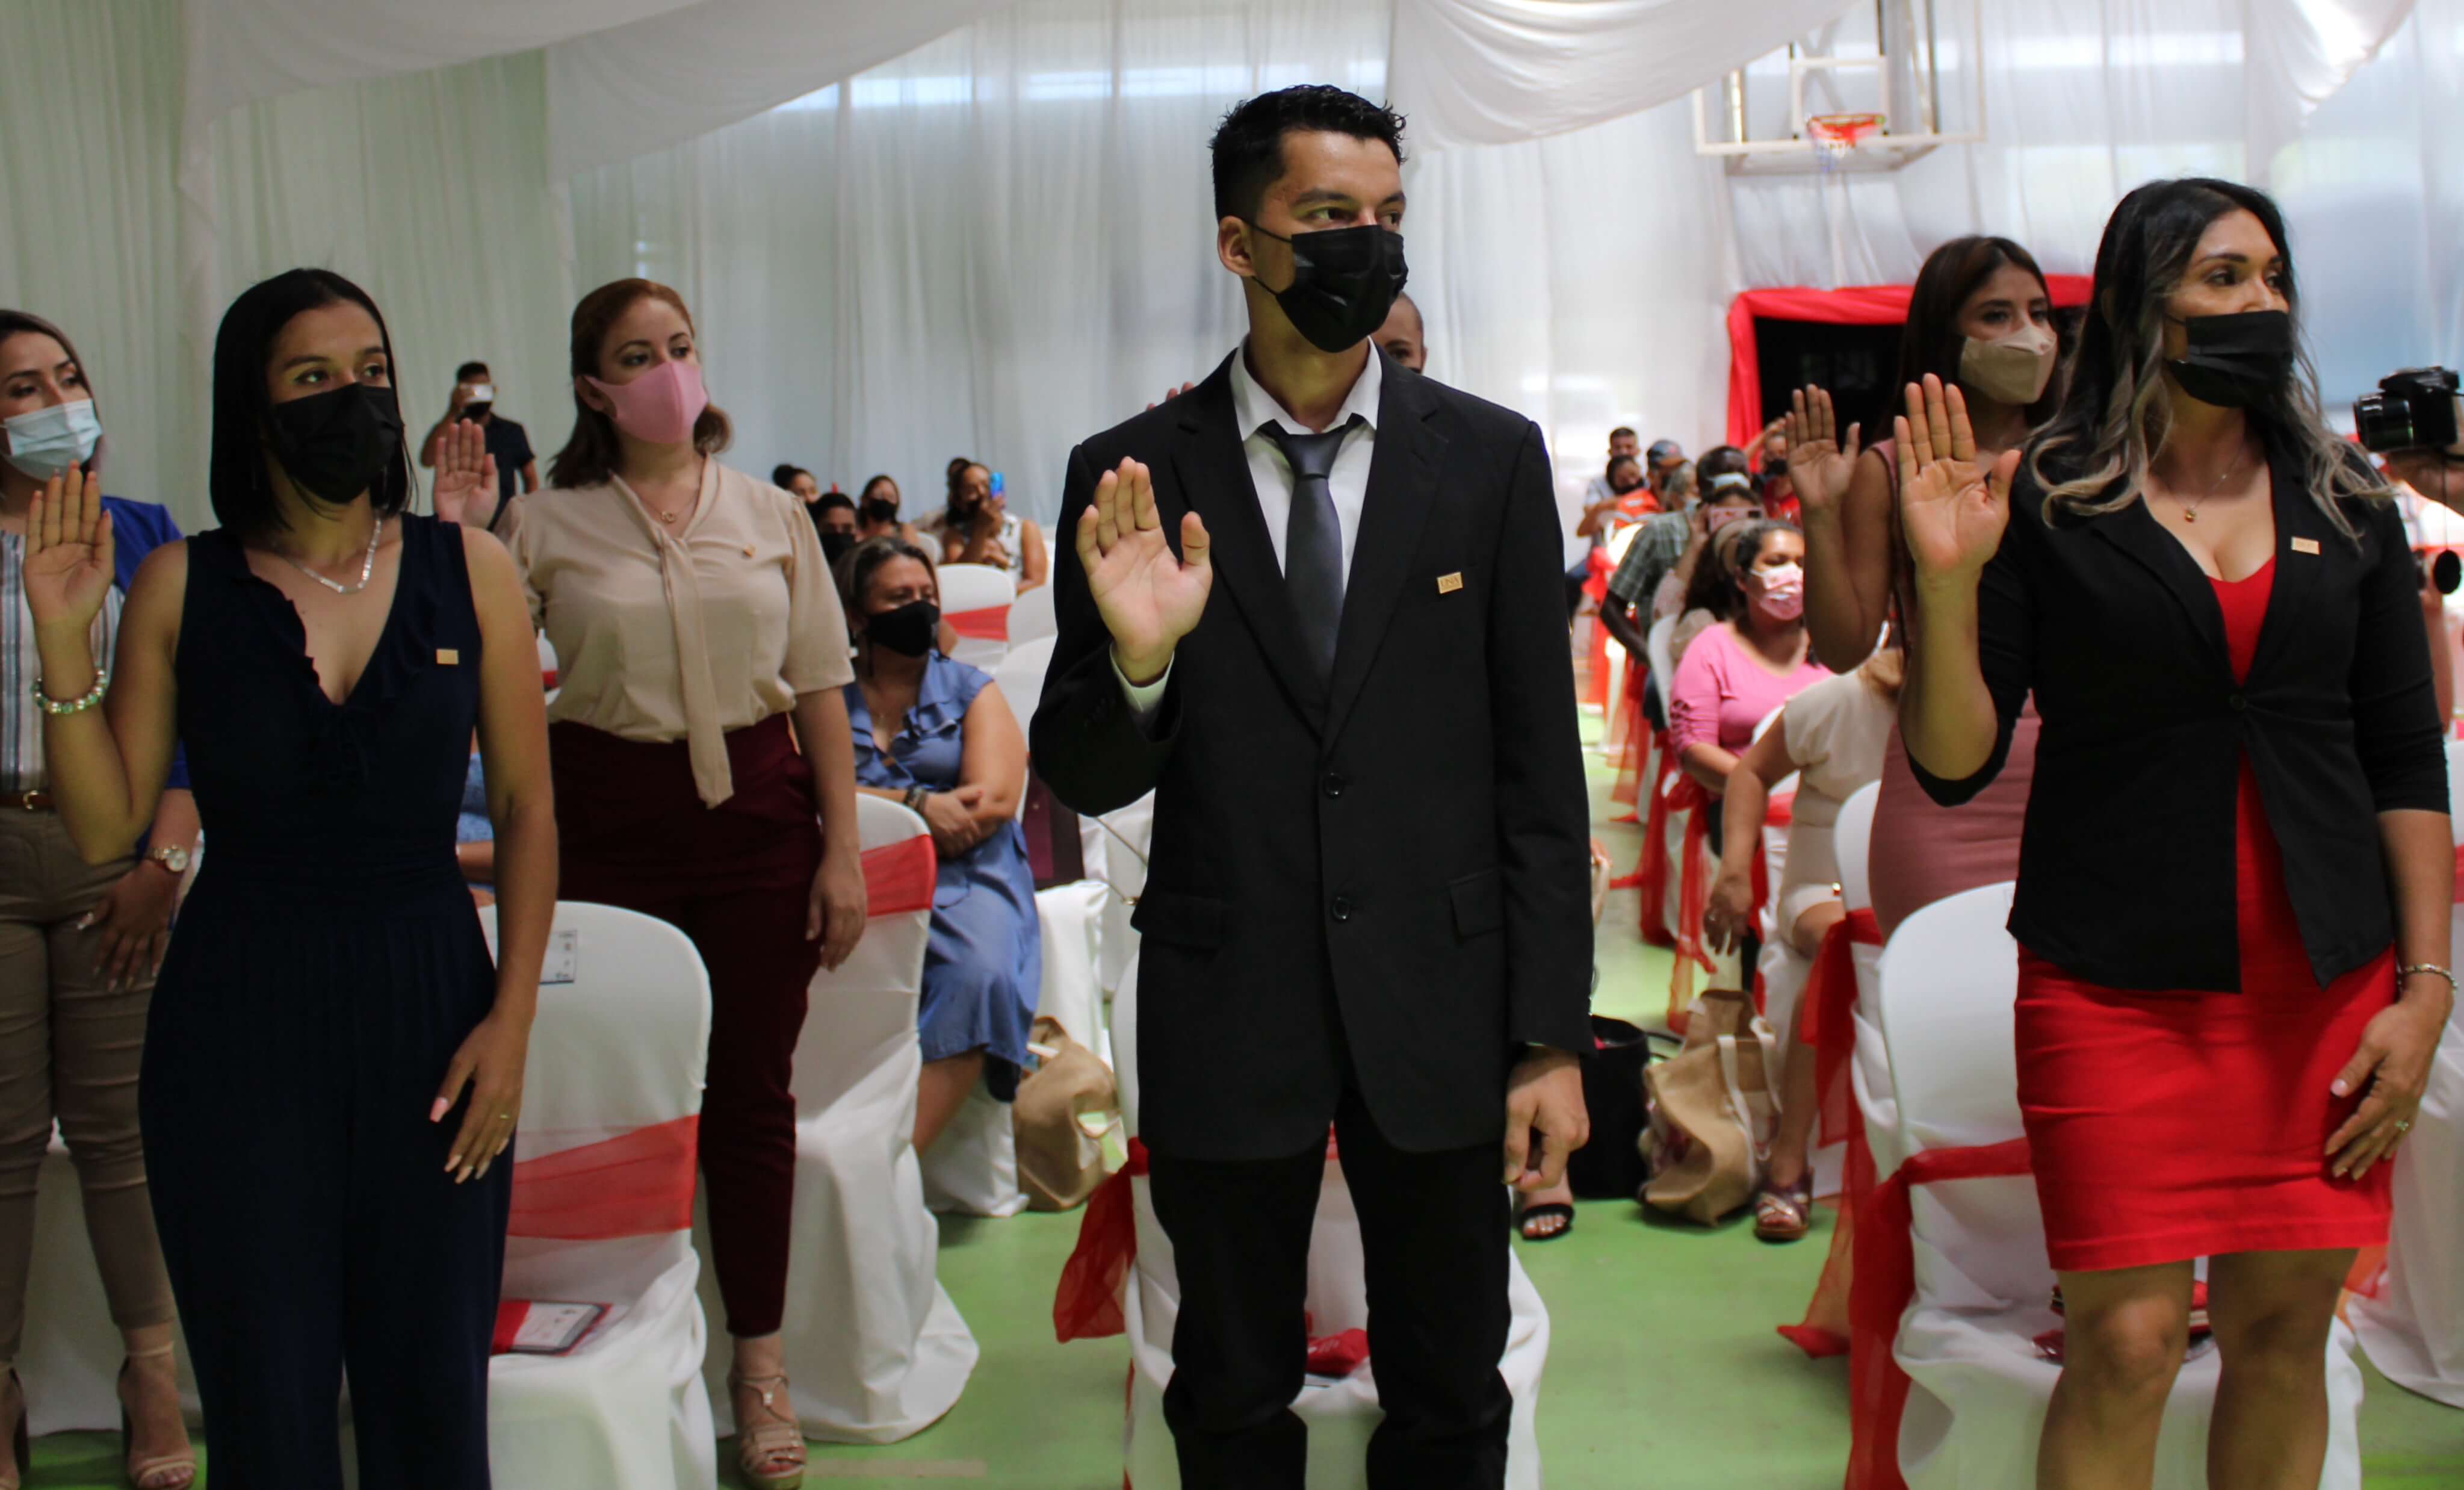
{"left": 862, "top": 836, "right": 938, "bottom": 917}
{"left": 1777, "top": 909, "right": 1884, "bottom": 1360}
{"left": 1627, "top": 737, "right": 1682, "bottom": 946}
{"left": 1845, "top": 1137, "right": 2033, "bottom": 1490}
{"left": 946, "top": 605, "right": 1009, "bottom": 642}
{"left": 1056, "top": 1138, "right": 1150, "bottom": 1342}
{"left": 507, "top": 1116, "right": 701, "bottom": 1241}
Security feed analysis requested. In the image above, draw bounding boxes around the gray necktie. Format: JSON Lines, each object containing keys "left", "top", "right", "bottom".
{"left": 1266, "top": 415, "right": 1361, "bottom": 688}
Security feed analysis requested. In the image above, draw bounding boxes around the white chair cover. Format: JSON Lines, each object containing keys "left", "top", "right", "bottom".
{"left": 993, "top": 636, "right": 1058, "bottom": 721}
{"left": 481, "top": 902, "right": 719, "bottom": 1490}
{"left": 1878, "top": 884, "right": 2364, "bottom": 1490}
{"left": 1112, "top": 958, "right": 1550, "bottom": 1489}
{"left": 939, "top": 563, "right": 1017, "bottom": 672}
{"left": 918, "top": 1084, "right": 1027, "bottom": 1218}
{"left": 1082, "top": 793, "right": 1156, "bottom": 1007}
{"left": 2348, "top": 745, "right": 2464, "bottom": 1406}
{"left": 1035, "top": 879, "right": 1110, "bottom": 1057}
{"left": 1008, "top": 581, "right": 1058, "bottom": 645}
{"left": 1834, "top": 782, "right": 1878, "bottom": 916}
{"left": 700, "top": 796, "right": 977, "bottom": 1442}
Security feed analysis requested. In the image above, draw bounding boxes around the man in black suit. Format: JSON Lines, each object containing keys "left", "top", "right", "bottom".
{"left": 1030, "top": 86, "right": 1592, "bottom": 1489}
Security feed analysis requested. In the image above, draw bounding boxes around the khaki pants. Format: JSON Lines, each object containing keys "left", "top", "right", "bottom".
{"left": 0, "top": 809, "right": 176, "bottom": 1361}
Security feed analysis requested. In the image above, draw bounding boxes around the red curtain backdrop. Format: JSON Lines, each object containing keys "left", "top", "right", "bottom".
{"left": 1726, "top": 277, "right": 2096, "bottom": 449}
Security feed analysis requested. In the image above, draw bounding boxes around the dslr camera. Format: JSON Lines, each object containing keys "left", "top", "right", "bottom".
{"left": 2355, "top": 367, "right": 2461, "bottom": 453}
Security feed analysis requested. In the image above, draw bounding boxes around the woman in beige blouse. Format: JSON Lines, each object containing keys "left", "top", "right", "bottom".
{"left": 501, "top": 279, "right": 865, "bottom": 1489}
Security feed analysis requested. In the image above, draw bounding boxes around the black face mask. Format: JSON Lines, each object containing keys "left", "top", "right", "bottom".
{"left": 2167, "top": 310, "right": 2295, "bottom": 410}
{"left": 265, "top": 383, "right": 404, "bottom": 506}
{"left": 820, "top": 530, "right": 858, "bottom": 566}
{"left": 1247, "top": 222, "right": 1408, "bottom": 355}
{"left": 866, "top": 598, "right": 940, "bottom": 657}
{"left": 862, "top": 496, "right": 900, "bottom": 526}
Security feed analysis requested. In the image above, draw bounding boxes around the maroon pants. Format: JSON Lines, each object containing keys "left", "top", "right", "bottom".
{"left": 550, "top": 715, "right": 821, "bottom": 1338}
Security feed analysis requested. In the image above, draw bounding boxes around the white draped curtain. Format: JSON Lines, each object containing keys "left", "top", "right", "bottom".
{"left": 1, "top": 0, "right": 2451, "bottom": 535}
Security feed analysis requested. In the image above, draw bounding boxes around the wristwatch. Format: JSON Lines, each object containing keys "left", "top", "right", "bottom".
{"left": 903, "top": 784, "right": 932, "bottom": 814}
{"left": 144, "top": 844, "right": 192, "bottom": 877}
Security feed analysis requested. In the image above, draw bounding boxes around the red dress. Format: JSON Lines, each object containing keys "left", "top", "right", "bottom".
{"left": 2016, "top": 557, "right": 2395, "bottom": 1273}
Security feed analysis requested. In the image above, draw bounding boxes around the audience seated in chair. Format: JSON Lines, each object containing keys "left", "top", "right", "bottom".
{"left": 934, "top": 458, "right": 1049, "bottom": 593}
{"left": 1702, "top": 645, "right": 1899, "bottom": 1241}
{"left": 837, "top": 537, "right": 1042, "bottom": 1152}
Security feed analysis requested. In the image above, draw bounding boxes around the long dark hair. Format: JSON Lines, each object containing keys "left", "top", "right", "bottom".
{"left": 208, "top": 269, "right": 414, "bottom": 539}
{"left": 2027, "top": 178, "right": 2382, "bottom": 532}
{"left": 547, "top": 279, "right": 732, "bottom": 489}
{"left": 944, "top": 458, "right": 989, "bottom": 524}
{"left": 1898, "top": 235, "right": 2067, "bottom": 428}
{"left": 0, "top": 310, "right": 103, "bottom": 477}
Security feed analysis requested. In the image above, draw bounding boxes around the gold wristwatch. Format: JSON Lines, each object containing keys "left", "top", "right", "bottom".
{"left": 144, "top": 844, "right": 192, "bottom": 877}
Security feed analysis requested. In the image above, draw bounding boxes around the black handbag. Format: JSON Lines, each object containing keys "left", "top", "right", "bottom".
{"left": 1565, "top": 1014, "right": 1662, "bottom": 1199}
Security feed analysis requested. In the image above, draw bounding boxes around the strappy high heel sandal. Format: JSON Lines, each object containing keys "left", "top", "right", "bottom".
{"left": 0, "top": 1368, "right": 27, "bottom": 1490}
{"left": 728, "top": 1371, "right": 807, "bottom": 1490}
{"left": 118, "top": 1346, "right": 196, "bottom": 1490}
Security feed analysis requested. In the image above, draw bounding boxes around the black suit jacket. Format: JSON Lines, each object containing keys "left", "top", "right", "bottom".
{"left": 1910, "top": 436, "right": 2447, "bottom": 992}
{"left": 1030, "top": 350, "right": 1593, "bottom": 1161}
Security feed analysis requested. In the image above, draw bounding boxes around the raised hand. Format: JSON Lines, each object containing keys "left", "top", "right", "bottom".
{"left": 432, "top": 418, "right": 500, "bottom": 527}
{"left": 23, "top": 469, "right": 116, "bottom": 637}
{"left": 1144, "top": 383, "right": 1197, "bottom": 412}
{"left": 1895, "top": 376, "right": 2016, "bottom": 586}
{"left": 1785, "top": 385, "right": 1862, "bottom": 519}
{"left": 1076, "top": 459, "right": 1212, "bottom": 680}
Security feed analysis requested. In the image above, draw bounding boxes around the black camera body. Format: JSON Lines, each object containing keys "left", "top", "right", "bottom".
{"left": 2356, "top": 367, "right": 2461, "bottom": 453}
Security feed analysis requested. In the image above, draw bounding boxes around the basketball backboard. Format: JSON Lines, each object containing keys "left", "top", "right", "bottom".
{"left": 1693, "top": 0, "right": 1984, "bottom": 174}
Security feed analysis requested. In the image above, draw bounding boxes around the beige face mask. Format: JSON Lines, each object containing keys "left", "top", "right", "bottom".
{"left": 1958, "top": 323, "right": 2058, "bottom": 406}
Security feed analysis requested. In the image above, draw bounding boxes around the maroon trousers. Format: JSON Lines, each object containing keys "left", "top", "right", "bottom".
{"left": 549, "top": 715, "right": 820, "bottom": 1338}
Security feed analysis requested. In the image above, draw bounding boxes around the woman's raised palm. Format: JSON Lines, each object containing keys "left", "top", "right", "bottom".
{"left": 1076, "top": 459, "right": 1211, "bottom": 669}
{"left": 1894, "top": 374, "right": 2016, "bottom": 584}
{"left": 22, "top": 470, "right": 116, "bottom": 634}
{"left": 1785, "top": 385, "right": 1862, "bottom": 518}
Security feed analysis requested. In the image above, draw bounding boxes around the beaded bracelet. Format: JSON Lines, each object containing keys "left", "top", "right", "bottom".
{"left": 30, "top": 669, "right": 110, "bottom": 716}
{"left": 2397, "top": 964, "right": 2457, "bottom": 998}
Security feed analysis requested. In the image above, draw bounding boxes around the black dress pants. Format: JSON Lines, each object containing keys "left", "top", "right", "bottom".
{"left": 1146, "top": 1076, "right": 1512, "bottom": 1490}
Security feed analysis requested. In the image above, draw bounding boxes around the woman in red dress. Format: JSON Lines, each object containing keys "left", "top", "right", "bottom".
{"left": 1898, "top": 178, "right": 2452, "bottom": 1489}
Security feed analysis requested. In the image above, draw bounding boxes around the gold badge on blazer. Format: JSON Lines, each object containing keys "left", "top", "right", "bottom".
{"left": 436, "top": 648, "right": 461, "bottom": 665}
{"left": 1437, "top": 572, "right": 1465, "bottom": 595}
{"left": 2289, "top": 537, "right": 2321, "bottom": 555}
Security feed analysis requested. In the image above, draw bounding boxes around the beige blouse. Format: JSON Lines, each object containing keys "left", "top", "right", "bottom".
{"left": 501, "top": 459, "right": 854, "bottom": 807}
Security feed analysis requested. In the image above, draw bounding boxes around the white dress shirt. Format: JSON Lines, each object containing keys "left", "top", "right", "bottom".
{"left": 1115, "top": 345, "right": 1384, "bottom": 712}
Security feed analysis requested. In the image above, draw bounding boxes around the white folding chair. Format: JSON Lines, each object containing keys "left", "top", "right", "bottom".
{"left": 701, "top": 796, "right": 977, "bottom": 1441}
{"left": 480, "top": 903, "right": 719, "bottom": 1490}
{"left": 938, "top": 563, "right": 1017, "bottom": 672}
{"left": 1877, "top": 884, "right": 2363, "bottom": 1489}
{"left": 1643, "top": 612, "right": 1694, "bottom": 947}
{"left": 1082, "top": 793, "right": 1157, "bottom": 1009}
{"left": 992, "top": 636, "right": 1056, "bottom": 719}
{"left": 1007, "top": 582, "right": 1057, "bottom": 645}
{"left": 2349, "top": 737, "right": 2464, "bottom": 1406}
{"left": 1112, "top": 963, "right": 1552, "bottom": 1489}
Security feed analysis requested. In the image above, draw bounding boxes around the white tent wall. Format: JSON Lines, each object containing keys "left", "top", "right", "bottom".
{"left": 1, "top": 1, "right": 575, "bottom": 531}
{"left": 566, "top": 0, "right": 1400, "bottom": 530}
{"left": 2, "top": 0, "right": 2451, "bottom": 535}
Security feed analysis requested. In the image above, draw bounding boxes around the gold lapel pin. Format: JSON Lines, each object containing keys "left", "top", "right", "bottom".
{"left": 2290, "top": 537, "right": 2321, "bottom": 555}
{"left": 436, "top": 648, "right": 461, "bottom": 666}
{"left": 1437, "top": 572, "right": 1465, "bottom": 595}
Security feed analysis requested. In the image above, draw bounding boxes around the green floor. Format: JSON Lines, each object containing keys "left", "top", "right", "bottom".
{"left": 24, "top": 713, "right": 2462, "bottom": 1485}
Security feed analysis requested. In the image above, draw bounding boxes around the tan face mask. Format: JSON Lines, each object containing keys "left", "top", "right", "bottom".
{"left": 1958, "top": 323, "right": 2058, "bottom": 406}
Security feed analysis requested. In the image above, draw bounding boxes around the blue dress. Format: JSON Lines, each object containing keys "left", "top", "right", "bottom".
{"left": 847, "top": 653, "right": 1040, "bottom": 1098}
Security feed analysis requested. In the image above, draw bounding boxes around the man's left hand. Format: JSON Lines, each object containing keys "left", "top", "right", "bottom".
{"left": 1503, "top": 1046, "right": 1589, "bottom": 1192}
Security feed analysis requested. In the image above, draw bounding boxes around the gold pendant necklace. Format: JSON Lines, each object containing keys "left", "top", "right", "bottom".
{"left": 2177, "top": 449, "right": 2244, "bottom": 524}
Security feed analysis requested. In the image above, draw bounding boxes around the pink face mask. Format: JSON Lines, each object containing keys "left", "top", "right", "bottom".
{"left": 584, "top": 358, "right": 708, "bottom": 445}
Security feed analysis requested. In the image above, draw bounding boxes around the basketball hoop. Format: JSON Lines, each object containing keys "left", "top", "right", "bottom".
{"left": 1807, "top": 113, "right": 1886, "bottom": 173}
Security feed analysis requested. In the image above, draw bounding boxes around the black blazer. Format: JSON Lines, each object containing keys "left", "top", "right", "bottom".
{"left": 1910, "top": 436, "right": 2448, "bottom": 992}
{"left": 1030, "top": 350, "right": 1593, "bottom": 1161}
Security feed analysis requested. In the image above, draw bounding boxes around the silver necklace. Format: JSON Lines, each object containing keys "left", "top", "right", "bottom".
{"left": 279, "top": 518, "right": 383, "bottom": 595}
